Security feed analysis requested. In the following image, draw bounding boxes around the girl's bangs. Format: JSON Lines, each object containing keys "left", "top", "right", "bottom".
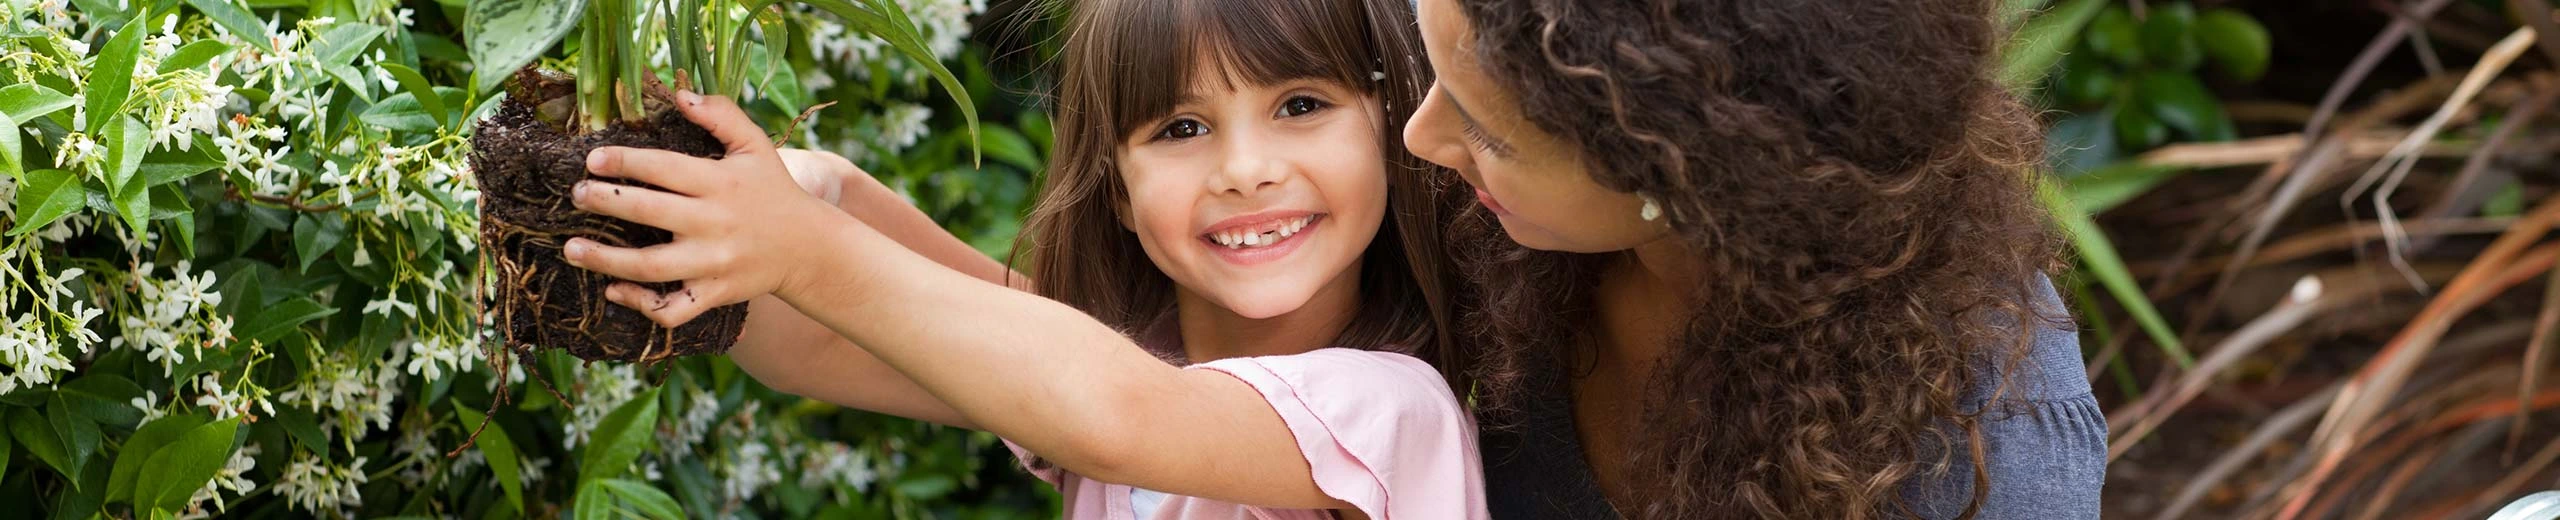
{"left": 1082, "top": 0, "right": 1379, "bottom": 141}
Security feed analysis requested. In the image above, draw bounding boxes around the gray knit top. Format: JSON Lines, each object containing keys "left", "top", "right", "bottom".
{"left": 1477, "top": 280, "right": 2108, "bottom": 519}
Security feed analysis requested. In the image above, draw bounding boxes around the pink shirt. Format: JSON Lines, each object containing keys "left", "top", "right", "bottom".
{"left": 1004, "top": 348, "right": 1488, "bottom": 520}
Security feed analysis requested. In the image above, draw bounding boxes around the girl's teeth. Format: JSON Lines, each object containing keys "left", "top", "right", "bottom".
{"left": 1211, "top": 216, "right": 1315, "bottom": 249}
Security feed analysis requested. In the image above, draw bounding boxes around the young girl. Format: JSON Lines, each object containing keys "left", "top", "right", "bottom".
{"left": 557, "top": 0, "right": 1484, "bottom": 518}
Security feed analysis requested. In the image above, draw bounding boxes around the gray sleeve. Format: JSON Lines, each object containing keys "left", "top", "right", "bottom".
{"left": 1901, "top": 281, "right": 2108, "bottom": 519}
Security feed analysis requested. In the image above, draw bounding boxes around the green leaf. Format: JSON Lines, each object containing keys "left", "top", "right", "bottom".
{"left": 108, "top": 414, "right": 209, "bottom": 505}
{"left": 58, "top": 375, "right": 145, "bottom": 429}
{"left": 185, "top": 0, "right": 274, "bottom": 53}
{"left": 312, "top": 23, "right": 387, "bottom": 68}
{"left": 8, "top": 407, "right": 73, "bottom": 478}
{"left": 1998, "top": 0, "right": 2052, "bottom": 30}
{"left": 237, "top": 296, "right": 334, "bottom": 343}
{"left": 0, "top": 422, "right": 12, "bottom": 481}
{"left": 155, "top": 39, "right": 234, "bottom": 74}
{"left": 84, "top": 10, "right": 151, "bottom": 132}
{"left": 380, "top": 63, "right": 449, "bottom": 129}
{"left": 454, "top": 403, "right": 526, "bottom": 511}
{"left": 70, "top": 0, "right": 130, "bottom": 26}
{"left": 103, "top": 115, "right": 148, "bottom": 191}
{"left": 1995, "top": 0, "right": 2106, "bottom": 90}
{"left": 10, "top": 169, "right": 85, "bottom": 234}
{"left": 2113, "top": 102, "right": 2168, "bottom": 150}
{"left": 579, "top": 386, "right": 661, "bottom": 483}
{"left": 597, "top": 479, "right": 682, "bottom": 520}
{"left": 2063, "top": 161, "right": 2186, "bottom": 213}
{"left": 778, "top": 0, "right": 979, "bottom": 161}
{"left": 2134, "top": 71, "right": 2231, "bottom": 140}
{"left": 2084, "top": 7, "right": 2143, "bottom": 68}
{"left": 1, "top": 111, "right": 20, "bottom": 184}
{"left": 2486, "top": 182, "right": 2526, "bottom": 218}
{"left": 467, "top": 0, "right": 588, "bottom": 95}
{"left": 754, "top": 14, "right": 799, "bottom": 114}
{"left": 2053, "top": 54, "right": 2119, "bottom": 108}
{"left": 0, "top": 84, "right": 77, "bottom": 123}
{"left": 135, "top": 418, "right": 239, "bottom": 512}
{"left": 292, "top": 213, "right": 344, "bottom": 271}
{"left": 361, "top": 92, "right": 441, "bottom": 133}
{"left": 111, "top": 161, "right": 152, "bottom": 238}
{"left": 324, "top": 62, "right": 375, "bottom": 101}
{"left": 2195, "top": 8, "right": 2270, "bottom": 82}
{"left": 982, "top": 126, "right": 1039, "bottom": 173}
{"left": 139, "top": 141, "right": 225, "bottom": 187}
{"left": 2040, "top": 179, "right": 2193, "bottom": 367}
{"left": 573, "top": 480, "right": 612, "bottom": 520}
{"left": 2139, "top": 2, "right": 2203, "bottom": 71}
{"left": 47, "top": 396, "right": 101, "bottom": 481}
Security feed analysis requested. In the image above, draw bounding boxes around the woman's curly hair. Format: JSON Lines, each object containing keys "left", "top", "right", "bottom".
{"left": 1448, "top": 0, "right": 2064, "bottom": 517}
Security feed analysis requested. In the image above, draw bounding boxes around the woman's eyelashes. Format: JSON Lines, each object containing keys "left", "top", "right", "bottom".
{"left": 1145, "top": 94, "right": 1340, "bottom": 144}
{"left": 1460, "top": 121, "right": 1510, "bottom": 158}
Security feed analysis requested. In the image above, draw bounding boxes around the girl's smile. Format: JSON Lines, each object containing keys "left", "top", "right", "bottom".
{"left": 1200, "top": 212, "right": 1324, "bottom": 266}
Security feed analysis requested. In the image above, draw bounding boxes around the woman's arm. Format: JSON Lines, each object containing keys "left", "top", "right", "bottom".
{"left": 562, "top": 94, "right": 1347, "bottom": 509}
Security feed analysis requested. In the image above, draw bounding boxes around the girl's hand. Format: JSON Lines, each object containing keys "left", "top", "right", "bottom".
{"left": 777, "top": 148, "right": 850, "bottom": 206}
{"left": 562, "top": 91, "right": 855, "bottom": 327}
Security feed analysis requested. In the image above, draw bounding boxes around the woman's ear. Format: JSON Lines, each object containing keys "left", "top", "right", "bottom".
{"left": 1114, "top": 198, "right": 1136, "bottom": 232}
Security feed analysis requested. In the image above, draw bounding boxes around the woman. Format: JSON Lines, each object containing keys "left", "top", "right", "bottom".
{"left": 1398, "top": 0, "right": 2106, "bottom": 518}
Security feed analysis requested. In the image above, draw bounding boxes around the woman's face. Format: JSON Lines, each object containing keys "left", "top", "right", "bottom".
{"left": 1402, "top": 0, "right": 1669, "bottom": 253}
{"left": 1117, "top": 63, "right": 1390, "bottom": 319}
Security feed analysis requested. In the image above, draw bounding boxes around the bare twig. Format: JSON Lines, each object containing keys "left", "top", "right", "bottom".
{"left": 2416, "top": 81, "right": 2558, "bottom": 246}
{"left": 2337, "top": 27, "right": 2542, "bottom": 295}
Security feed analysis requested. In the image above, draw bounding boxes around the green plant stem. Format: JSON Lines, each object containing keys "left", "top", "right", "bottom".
{"left": 578, "top": 1, "right": 614, "bottom": 131}
{"left": 615, "top": 0, "right": 646, "bottom": 122}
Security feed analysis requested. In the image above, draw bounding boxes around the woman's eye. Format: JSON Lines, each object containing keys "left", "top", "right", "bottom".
{"left": 1279, "top": 96, "right": 1329, "bottom": 118}
{"left": 1153, "top": 119, "right": 1207, "bottom": 141}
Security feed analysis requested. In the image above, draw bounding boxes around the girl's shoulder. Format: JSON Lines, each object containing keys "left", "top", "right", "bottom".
{"left": 1187, "top": 347, "right": 1488, "bottom": 519}
{"left": 1193, "top": 348, "right": 1458, "bottom": 405}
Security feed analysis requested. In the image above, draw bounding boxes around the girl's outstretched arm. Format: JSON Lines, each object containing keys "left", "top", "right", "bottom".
{"left": 778, "top": 149, "right": 1029, "bottom": 291}
{"left": 725, "top": 294, "right": 974, "bottom": 428}
{"left": 562, "top": 93, "right": 1351, "bottom": 510}
{"left": 725, "top": 150, "right": 1028, "bottom": 428}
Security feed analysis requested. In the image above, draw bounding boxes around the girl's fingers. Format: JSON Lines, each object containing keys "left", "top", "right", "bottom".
{"left": 585, "top": 147, "right": 715, "bottom": 195}
{"left": 570, "top": 180, "right": 698, "bottom": 232}
{"left": 562, "top": 239, "right": 715, "bottom": 283}
{"left": 672, "top": 91, "right": 772, "bottom": 157}
{"left": 605, "top": 281, "right": 724, "bottom": 328}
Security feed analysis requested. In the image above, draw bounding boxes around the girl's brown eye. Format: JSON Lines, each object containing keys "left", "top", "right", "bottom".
{"left": 1154, "top": 119, "right": 1207, "bottom": 141}
{"left": 1279, "top": 96, "right": 1329, "bottom": 118}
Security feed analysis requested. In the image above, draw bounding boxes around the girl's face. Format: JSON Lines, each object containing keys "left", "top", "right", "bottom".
{"left": 1401, "top": 0, "right": 1668, "bottom": 253}
{"left": 1118, "top": 65, "right": 1389, "bottom": 319}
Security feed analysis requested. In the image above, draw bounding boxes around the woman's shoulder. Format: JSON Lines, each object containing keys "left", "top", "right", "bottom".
{"left": 1903, "top": 275, "right": 2107, "bottom": 519}
{"left": 1968, "top": 275, "right": 2095, "bottom": 406}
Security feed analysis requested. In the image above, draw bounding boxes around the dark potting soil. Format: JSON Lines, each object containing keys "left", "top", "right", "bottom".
{"left": 468, "top": 77, "right": 747, "bottom": 363}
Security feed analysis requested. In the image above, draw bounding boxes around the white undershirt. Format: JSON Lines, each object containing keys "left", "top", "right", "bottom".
{"left": 1131, "top": 487, "right": 1172, "bottom": 517}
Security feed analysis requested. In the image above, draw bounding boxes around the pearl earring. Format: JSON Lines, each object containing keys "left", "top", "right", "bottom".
{"left": 1639, "top": 195, "right": 1663, "bottom": 222}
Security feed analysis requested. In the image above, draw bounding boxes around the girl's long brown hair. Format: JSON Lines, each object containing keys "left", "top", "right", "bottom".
{"left": 1448, "top": 0, "right": 2065, "bottom": 517}
{"left": 1016, "top": 0, "right": 1467, "bottom": 367}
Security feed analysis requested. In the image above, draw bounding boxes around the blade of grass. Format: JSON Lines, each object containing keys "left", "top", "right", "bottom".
{"left": 1995, "top": 0, "right": 2105, "bottom": 90}
{"left": 2070, "top": 279, "right": 2141, "bottom": 398}
{"left": 2042, "top": 177, "right": 2195, "bottom": 368}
